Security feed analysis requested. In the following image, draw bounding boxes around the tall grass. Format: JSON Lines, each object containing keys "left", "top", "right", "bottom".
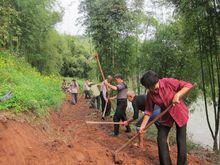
{"left": 0, "top": 51, "right": 65, "bottom": 115}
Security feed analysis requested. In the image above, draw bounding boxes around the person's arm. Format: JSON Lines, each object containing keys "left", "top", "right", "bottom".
{"left": 104, "top": 80, "right": 117, "bottom": 91}
{"left": 173, "top": 87, "right": 191, "bottom": 103}
{"left": 166, "top": 78, "right": 194, "bottom": 104}
{"left": 139, "top": 114, "right": 150, "bottom": 133}
{"left": 123, "top": 102, "right": 138, "bottom": 126}
{"left": 138, "top": 94, "right": 154, "bottom": 133}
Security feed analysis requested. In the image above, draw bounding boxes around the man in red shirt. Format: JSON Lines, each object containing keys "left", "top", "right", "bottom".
{"left": 139, "top": 70, "right": 193, "bottom": 165}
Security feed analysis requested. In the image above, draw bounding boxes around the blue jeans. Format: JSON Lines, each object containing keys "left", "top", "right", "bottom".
{"left": 136, "top": 106, "right": 161, "bottom": 130}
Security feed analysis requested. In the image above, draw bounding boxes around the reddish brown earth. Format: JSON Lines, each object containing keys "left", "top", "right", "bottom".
{"left": 0, "top": 96, "right": 212, "bottom": 165}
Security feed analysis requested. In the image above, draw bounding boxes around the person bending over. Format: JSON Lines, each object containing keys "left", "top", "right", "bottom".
{"left": 139, "top": 70, "right": 193, "bottom": 165}
{"left": 123, "top": 91, "right": 161, "bottom": 148}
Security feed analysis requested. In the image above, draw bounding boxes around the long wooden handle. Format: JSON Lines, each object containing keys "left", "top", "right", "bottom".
{"left": 114, "top": 83, "right": 197, "bottom": 154}
{"left": 86, "top": 121, "right": 123, "bottom": 125}
{"left": 95, "top": 53, "right": 105, "bottom": 81}
{"left": 114, "top": 104, "right": 173, "bottom": 155}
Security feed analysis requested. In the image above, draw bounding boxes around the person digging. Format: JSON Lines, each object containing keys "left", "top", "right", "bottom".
{"left": 100, "top": 75, "right": 113, "bottom": 118}
{"left": 139, "top": 70, "right": 194, "bottom": 165}
{"left": 122, "top": 91, "right": 161, "bottom": 149}
{"left": 104, "top": 74, "right": 131, "bottom": 136}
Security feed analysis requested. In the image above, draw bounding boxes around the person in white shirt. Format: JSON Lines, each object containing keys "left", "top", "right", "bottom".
{"left": 83, "top": 80, "right": 91, "bottom": 99}
{"left": 100, "top": 75, "right": 113, "bottom": 116}
{"left": 90, "top": 84, "right": 101, "bottom": 109}
{"left": 68, "top": 79, "right": 80, "bottom": 105}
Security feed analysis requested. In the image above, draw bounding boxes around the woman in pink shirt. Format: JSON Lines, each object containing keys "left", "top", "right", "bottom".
{"left": 139, "top": 70, "right": 193, "bottom": 165}
{"left": 68, "top": 79, "right": 80, "bottom": 105}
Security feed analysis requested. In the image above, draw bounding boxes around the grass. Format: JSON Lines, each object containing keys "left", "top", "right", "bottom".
{"left": 0, "top": 51, "right": 65, "bottom": 116}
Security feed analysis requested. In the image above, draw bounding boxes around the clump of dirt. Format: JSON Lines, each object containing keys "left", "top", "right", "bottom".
{"left": 0, "top": 95, "right": 213, "bottom": 164}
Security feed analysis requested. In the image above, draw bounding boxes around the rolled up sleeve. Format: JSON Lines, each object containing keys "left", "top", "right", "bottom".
{"left": 165, "top": 78, "right": 193, "bottom": 92}
{"left": 116, "top": 84, "right": 125, "bottom": 91}
{"left": 144, "top": 94, "right": 154, "bottom": 116}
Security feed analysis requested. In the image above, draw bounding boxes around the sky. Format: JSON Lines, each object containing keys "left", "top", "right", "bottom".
{"left": 55, "top": 0, "right": 174, "bottom": 36}
{"left": 55, "top": 0, "right": 86, "bottom": 35}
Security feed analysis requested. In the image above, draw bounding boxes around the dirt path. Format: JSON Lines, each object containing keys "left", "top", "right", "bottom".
{"left": 0, "top": 96, "right": 212, "bottom": 165}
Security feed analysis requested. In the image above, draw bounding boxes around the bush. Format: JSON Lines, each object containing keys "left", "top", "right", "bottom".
{"left": 0, "top": 51, "right": 65, "bottom": 115}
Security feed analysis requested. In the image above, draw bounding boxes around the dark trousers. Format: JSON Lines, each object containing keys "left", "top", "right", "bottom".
{"left": 90, "top": 96, "right": 100, "bottom": 109}
{"left": 84, "top": 90, "right": 91, "bottom": 99}
{"left": 113, "top": 99, "right": 131, "bottom": 135}
{"left": 100, "top": 92, "right": 111, "bottom": 116}
{"left": 71, "top": 93, "right": 78, "bottom": 104}
{"left": 157, "top": 124, "right": 187, "bottom": 165}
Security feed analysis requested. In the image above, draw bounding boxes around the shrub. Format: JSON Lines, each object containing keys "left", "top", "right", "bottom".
{"left": 0, "top": 51, "right": 65, "bottom": 115}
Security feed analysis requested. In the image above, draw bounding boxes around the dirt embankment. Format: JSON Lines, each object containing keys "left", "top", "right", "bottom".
{"left": 0, "top": 96, "right": 213, "bottom": 165}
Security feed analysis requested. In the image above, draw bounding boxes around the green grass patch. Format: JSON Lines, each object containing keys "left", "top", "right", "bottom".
{"left": 0, "top": 51, "right": 65, "bottom": 115}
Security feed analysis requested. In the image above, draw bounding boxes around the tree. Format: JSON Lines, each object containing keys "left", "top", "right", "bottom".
{"left": 165, "top": 0, "right": 220, "bottom": 151}
{"left": 0, "top": 0, "right": 21, "bottom": 50}
{"left": 80, "top": 0, "right": 143, "bottom": 78}
{"left": 140, "top": 21, "right": 200, "bottom": 102}
{"left": 59, "top": 35, "right": 93, "bottom": 78}
{"left": 0, "top": 0, "right": 63, "bottom": 74}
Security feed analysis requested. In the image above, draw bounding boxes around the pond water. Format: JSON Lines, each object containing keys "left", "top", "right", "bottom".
{"left": 126, "top": 97, "right": 219, "bottom": 149}
{"left": 188, "top": 98, "right": 219, "bottom": 149}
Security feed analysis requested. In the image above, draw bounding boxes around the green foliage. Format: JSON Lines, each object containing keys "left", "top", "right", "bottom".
{"left": 59, "top": 35, "right": 94, "bottom": 78}
{"left": 0, "top": 51, "right": 65, "bottom": 115}
{"left": 0, "top": 0, "right": 64, "bottom": 74}
{"left": 140, "top": 22, "right": 200, "bottom": 102}
{"left": 165, "top": 0, "right": 220, "bottom": 151}
{"left": 80, "top": 0, "right": 145, "bottom": 78}
{"left": 141, "top": 22, "right": 198, "bottom": 79}
{"left": 0, "top": 0, "right": 93, "bottom": 77}
{"left": 0, "top": 0, "right": 21, "bottom": 50}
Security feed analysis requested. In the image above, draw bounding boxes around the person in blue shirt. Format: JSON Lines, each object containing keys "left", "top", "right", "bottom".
{"left": 123, "top": 91, "right": 161, "bottom": 148}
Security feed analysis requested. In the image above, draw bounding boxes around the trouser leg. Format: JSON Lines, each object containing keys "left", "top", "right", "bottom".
{"left": 75, "top": 93, "right": 78, "bottom": 103}
{"left": 90, "top": 97, "right": 96, "bottom": 108}
{"left": 176, "top": 124, "right": 187, "bottom": 165}
{"left": 100, "top": 92, "right": 106, "bottom": 112}
{"left": 121, "top": 100, "right": 130, "bottom": 132}
{"left": 96, "top": 96, "right": 100, "bottom": 109}
{"left": 113, "top": 113, "right": 120, "bottom": 135}
{"left": 121, "top": 111, "right": 131, "bottom": 132}
{"left": 105, "top": 101, "right": 111, "bottom": 116}
{"left": 157, "top": 125, "right": 172, "bottom": 165}
{"left": 71, "top": 93, "right": 76, "bottom": 104}
{"left": 84, "top": 91, "right": 87, "bottom": 99}
{"left": 113, "top": 100, "right": 128, "bottom": 134}
{"left": 87, "top": 91, "right": 91, "bottom": 99}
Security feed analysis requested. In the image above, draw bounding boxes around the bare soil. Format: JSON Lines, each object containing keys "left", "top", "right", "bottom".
{"left": 0, "top": 96, "right": 213, "bottom": 165}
